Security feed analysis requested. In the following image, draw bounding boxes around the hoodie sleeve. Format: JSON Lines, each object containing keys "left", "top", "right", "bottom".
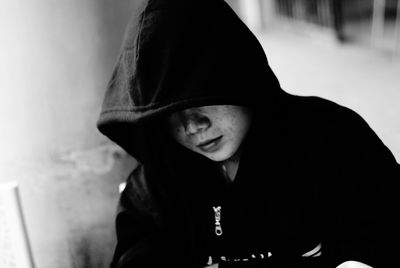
{"left": 324, "top": 108, "right": 400, "bottom": 268}
{"left": 110, "top": 165, "right": 175, "bottom": 268}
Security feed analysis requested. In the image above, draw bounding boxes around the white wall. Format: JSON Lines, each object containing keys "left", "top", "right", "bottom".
{"left": 0, "top": 0, "right": 141, "bottom": 267}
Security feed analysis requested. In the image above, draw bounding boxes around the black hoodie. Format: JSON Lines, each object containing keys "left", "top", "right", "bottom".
{"left": 97, "top": 0, "right": 400, "bottom": 267}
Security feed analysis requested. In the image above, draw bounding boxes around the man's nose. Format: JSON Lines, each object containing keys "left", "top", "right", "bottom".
{"left": 184, "top": 117, "right": 210, "bottom": 135}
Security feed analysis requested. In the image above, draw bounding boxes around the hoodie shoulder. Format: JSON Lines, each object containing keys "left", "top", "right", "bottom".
{"left": 287, "top": 94, "right": 366, "bottom": 127}
{"left": 119, "top": 164, "right": 158, "bottom": 216}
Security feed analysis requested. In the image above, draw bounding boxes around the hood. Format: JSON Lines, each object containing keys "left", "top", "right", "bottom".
{"left": 97, "top": 0, "right": 283, "bottom": 161}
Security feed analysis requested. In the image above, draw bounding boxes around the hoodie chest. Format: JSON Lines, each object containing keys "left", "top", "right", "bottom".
{"left": 191, "top": 165, "right": 324, "bottom": 267}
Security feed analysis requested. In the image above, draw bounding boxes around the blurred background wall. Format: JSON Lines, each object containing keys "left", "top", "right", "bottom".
{"left": 0, "top": 0, "right": 398, "bottom": 268}
{"left": 0, "top": 0, "right": 141, "bottom": 267}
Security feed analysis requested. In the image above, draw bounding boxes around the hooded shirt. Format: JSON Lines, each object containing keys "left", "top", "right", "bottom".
{"left": 97, "top": 0, "right": 400, "bottom": 267}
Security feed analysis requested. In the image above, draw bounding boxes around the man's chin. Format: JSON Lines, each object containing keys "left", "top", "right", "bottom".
{"left": 203, "top": 151, "right": 233, "bottom": 163}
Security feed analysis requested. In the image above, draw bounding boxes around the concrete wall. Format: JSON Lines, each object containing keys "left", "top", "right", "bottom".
{"left": 0, "top": 1, "right": 143, "bottom": 267}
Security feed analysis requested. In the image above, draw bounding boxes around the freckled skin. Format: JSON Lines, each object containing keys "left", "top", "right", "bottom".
{"left": 165, "top": 105, "right": 252, "bottom": 163}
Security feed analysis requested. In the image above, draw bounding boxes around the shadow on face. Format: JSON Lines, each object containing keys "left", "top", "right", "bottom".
{"left": 164, "top": 105, "right": 253, "bottom": 162}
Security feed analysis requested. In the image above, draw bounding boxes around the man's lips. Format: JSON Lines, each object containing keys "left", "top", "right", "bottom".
{"left": 197, "top": 136, "right": 223, "bottom": 149}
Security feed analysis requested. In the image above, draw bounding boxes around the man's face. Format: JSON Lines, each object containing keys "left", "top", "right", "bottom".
{"left": 165, "top": 105, "right": 252, "bottom": 162}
